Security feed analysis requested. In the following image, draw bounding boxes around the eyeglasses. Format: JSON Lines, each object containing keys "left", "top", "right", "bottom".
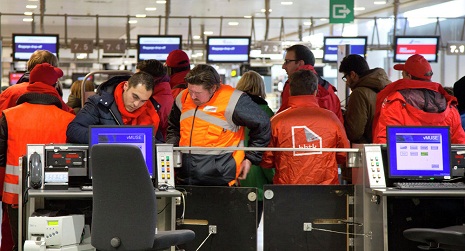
{"left": 342, "top": 73, "right": 349, "bottom": 82}
{"left": 283, "top": 59, "right": 299, "bottom": 65}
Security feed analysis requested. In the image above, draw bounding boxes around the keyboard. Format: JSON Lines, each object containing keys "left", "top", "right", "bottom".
{"left": 394, "top": 182, "right": 465, "bottom": 190}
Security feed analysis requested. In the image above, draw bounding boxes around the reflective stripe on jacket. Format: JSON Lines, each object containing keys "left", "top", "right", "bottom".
{"left": 175, "top": 84, "right": 245, "bottom": 184}
{"left": 2, "top": 103, "right": 74, "bottom": 204}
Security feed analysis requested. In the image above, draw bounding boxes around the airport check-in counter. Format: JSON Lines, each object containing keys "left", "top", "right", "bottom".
{"left": 351, "top": 144, "right": 465, "bottom": 251}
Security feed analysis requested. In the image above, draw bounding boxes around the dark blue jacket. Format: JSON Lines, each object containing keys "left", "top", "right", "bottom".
{"left": 66, "top": 75, "right": 162, "bottom": 144}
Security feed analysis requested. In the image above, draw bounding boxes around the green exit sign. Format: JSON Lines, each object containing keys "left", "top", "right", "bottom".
{"left": 330, "top": 0, "right": 354, "bottom": 24}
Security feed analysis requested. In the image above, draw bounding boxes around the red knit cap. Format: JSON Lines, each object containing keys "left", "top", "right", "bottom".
{"left": 29, "top": 63, "right": 64, "bottom": 86}
{"left": 166, "top": 49, "right": 190, "bottom": 68}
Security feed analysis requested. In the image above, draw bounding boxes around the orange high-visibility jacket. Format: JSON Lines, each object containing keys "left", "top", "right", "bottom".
{"left": 2, "top": 103, "right": 74, "bottom": 204}
{"left": 177, "top": 84, "right": 245, "bottom": 185}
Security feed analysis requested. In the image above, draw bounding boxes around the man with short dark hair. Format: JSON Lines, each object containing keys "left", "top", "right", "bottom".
{"left": 66, "top": 71, "right": 161, "bottom": 144}
{"left": 261, "top": 70, "right": 349, "bottom": 184}
{"left": 279, "top": 44, "right": 343, "bottom": 123}
{"left": 373, "top": 54, "right": 465, "bottom": 143}
{"left": 166, "top": 64, "right": 271, "bottom": 186}
{"left": 338, "top": 54, "right": 390, "bottom": 143}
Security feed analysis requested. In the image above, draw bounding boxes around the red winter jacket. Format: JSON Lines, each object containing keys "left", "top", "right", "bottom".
{"left": 373, "top": 79, "right": 465, "bottom": 144}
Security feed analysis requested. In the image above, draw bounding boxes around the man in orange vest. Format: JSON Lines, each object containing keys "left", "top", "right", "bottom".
{"left": 166, "top": 64, "right": 271, "bottom": 186}
{"left": 0, "top": 63, "right": 75, "bottom": 251}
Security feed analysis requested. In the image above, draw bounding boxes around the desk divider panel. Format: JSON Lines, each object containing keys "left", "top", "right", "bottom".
{"left": 263, "top": 185, "right": 354, "bottom": 251}
{"left": 176, "top": 185, "right": 258, "bottom": 251}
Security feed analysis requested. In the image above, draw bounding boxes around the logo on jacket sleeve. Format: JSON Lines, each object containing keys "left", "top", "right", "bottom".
{"left": 292, "top": 126, "right": 322, "bottom": 156}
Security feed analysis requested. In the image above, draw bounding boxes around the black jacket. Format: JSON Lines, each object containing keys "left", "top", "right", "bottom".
{"left": 66, "top": 76, "right": 162, "bottom": 144}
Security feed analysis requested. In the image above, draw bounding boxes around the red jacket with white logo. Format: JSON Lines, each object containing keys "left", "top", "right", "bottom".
{"left": 261, "top": 95, "right": 349, "bottom": 184}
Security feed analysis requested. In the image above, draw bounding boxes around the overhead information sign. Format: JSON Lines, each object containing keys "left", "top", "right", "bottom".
{"left": 329, "top": 0, "right": 354, "bottom": 24}
{"left": 447, "top": 41, "right": 465, "bottom": 55}
{"left": 103, "top": 39, "right": 126, "bottom": 54}
{"left": 70, "top": 39, "right": 94, "bottom": 53}
{"left": 261, "top": 41, "right": 283, "bottom": 54}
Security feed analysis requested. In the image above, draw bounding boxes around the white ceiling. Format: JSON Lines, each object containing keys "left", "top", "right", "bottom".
{"left": 0, "top": 0, "right": 452, "bottom": 46}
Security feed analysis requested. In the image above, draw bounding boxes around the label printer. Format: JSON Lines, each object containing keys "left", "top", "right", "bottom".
{"left": 26, "top": 144, "right": 91, "bottom": 190}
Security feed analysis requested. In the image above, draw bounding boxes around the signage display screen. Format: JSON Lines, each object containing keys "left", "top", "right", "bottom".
{"left": 323, "top": 36, "right": 367, "bottom": 63}
{"left": 137, "top": 35, "right": 182, "bottom": 62}
{"left": 394, "top": 36, "right": 440, "bottom": 62}
{"left": 13, "top": 34, "right": 59, "bottom": 61}
{"left": 206, "top": 36, "right": 251, "bottom": 64}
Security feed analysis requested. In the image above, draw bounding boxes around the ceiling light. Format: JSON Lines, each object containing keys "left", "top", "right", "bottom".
{"left": 203, "top": 31, "right": 213, "bottom": 35}
{"left": 24, "top": 12, "right": 33, "bottom": 15}
{"left": 26, "top": 5, "right": 37, "bottom": 9}
{"left": 303, "top": 21, "right": 312, "bottom": 26}
{"left": 260, "top": 9, "right": 272, "bottom": 12}
{"left": 228, "top": 21, "right": 239, "bottom": 26}
{"left": 374, "top": 1, "right": 386, "bottom": 4}
{"left": 156, "top": 0, "right": 166, "bottom": 3}
{"left": 354, "top": 7, "right": 366, "bottom": 11}
{"left": 128, "top": 20, "right": 138, "bottom": 24}
{"left": 193, "top": 35, "right": 201, "bottom": 39}
{"left": 320, "top": 18, "right": 328, "bottom": 21}
{"left": 145, "top": 7, "right": 157, "bottom": 11}
{"left": 77, "top": 54, "right": 87, "bottom": 59}
{"left": 136, "top": 14, "right": 146, "bottom": 18}
{"left": 281, "top": 2, "right": 293, "bottom": 5}
{"left": 23, "top": 18, "right": 34, "bottom": 22}
{"left": 244, "top": 15, "right": 252, "bottom": 18}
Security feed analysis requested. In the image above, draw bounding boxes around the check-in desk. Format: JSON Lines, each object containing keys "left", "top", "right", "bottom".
{"left": 352, "top": 144, "right": 465, "bottom": 251}
{"left": 19, "top": 189, "right": 181, "bottom": 251}
{"left": 357, "top": 187, "right": 465, "bottom": 250}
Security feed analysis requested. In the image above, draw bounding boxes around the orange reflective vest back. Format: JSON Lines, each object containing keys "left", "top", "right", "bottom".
{"left": 2, "top": 103, "right": 75, "bottom": 205}
{"left": 176, "top": 84, "right": 245, "bottom": 183}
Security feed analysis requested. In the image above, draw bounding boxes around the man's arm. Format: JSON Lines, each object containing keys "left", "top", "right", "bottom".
{"left": 66, "top": 100, "right": 101, "bottom": 144}
{"left": 232, "top": 94, "right": 271, "bottom": 165}
{"left": 165, "top": 101, "right": 181, "bottom": 146}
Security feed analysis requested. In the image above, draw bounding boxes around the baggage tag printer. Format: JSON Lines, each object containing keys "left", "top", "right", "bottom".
{"left": 27, "top": 144, "right": 89, "bottom": 190}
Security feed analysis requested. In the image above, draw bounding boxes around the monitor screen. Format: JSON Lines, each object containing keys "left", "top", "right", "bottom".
{"left": 12, "top": 33, "right": 59, "bottom": 61}
{"left": 206, "top": 36, "right": 251, "bottom": 64}
{"left": 323, "top": 36, "right": 367, "bottom": 63}
{"left": 393, "top": 36, "right": 440, "bottom": 63}
{"left": 9, "top": 72, "right": 24, "bottom": 86}
{"left": 137, "top": 35, "right": 182, "bottom": 62}
{"left": 71, "top": 73, "right": 93, "bottom": 83}
{"left": 89, "top": 126, "right": 155, "bottom": 177}
{"left": 387, "top": 126, "right": 451, "bottom": 181}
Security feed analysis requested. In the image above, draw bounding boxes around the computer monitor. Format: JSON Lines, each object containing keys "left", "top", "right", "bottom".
{"left": 89, "top": 125, "right": 155, "bottom": 177}
{"left": 9, "top": 72, "right": 24, "bottom": 85}
{"left": 387, "top": 126, "right": 451, "bottom": 181}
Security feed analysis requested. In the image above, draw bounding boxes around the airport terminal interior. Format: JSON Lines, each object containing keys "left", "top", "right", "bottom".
{"left": 1, "top": 0, "right": 465, "bottom": 250}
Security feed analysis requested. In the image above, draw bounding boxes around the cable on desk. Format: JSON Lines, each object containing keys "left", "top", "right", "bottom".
{"left": 157, "top": 202, "right": 171, "bottom": 215}
{"left": 195, "top": 232, "right": 213, "bottom": 251}
{"left": 310, "top": 226, "right": 369, "bottom": 237}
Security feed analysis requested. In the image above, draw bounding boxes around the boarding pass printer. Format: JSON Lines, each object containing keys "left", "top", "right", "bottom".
{"left": 25, "top": 215, "right": 94, "bottom": 251}
{"left": 26, "top": 144, "right": 90, "bottom": 190}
